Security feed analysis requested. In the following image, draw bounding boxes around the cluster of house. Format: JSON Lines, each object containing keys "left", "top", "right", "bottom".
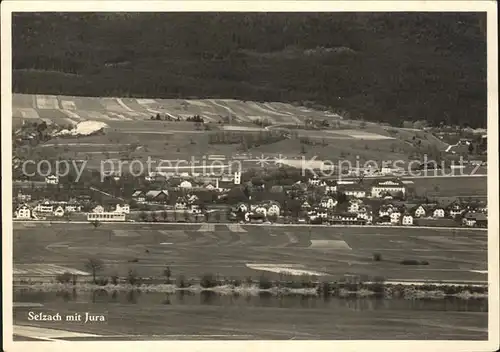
{"left": 14, "top": 199, "right": 131, "bottom": 221}
{"left": 14, "top": 200, "right": 83, "bottom": 220}
{"left": 233, "top": 201, "right": 282, "bottom": 221}
{"left": 291, "top": 195, "right": 488, "bottom": 226}
{"left": 141, "top": 172, "right": 241, "bottom": 190}
{"left": 86, "top": 203, "right": 130, "bottom": 222}
{"left": 305, "top": 177, "right": 408, "bottom": 199}
{"left": 277, "top": 176, "right": 487, "bottom": 226}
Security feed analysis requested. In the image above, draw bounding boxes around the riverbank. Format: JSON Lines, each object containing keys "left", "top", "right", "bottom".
{"left": 13, "top": 280, "right": 488, "bottom": 300}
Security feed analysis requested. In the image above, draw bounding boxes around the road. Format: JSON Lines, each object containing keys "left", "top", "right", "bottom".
{"left": 13, "top": 220, "right": 488, "bottom": 231}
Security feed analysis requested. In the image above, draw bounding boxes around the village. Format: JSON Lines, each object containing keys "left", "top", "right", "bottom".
{"left": 13, "top": 167, "right": 488, "bottom": 228}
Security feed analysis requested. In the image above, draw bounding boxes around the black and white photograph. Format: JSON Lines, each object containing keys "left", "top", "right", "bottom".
{"left": 2, "top": 1, "right": 498, "bottom": 351}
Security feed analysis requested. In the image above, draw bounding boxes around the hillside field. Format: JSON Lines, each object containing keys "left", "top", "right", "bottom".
{"left": 13, "top": 94, "right": 450, "bottom": 170}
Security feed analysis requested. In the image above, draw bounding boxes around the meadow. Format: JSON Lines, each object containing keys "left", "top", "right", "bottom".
{"left": 13, "top": 223, "right": 487, "bottom": 283}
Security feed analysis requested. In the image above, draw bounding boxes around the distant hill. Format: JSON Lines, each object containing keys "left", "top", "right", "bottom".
{"left": 12, "top": 13, "right": 487, "bottom": 127}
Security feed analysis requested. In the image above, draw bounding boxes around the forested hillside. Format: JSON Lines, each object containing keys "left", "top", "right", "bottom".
{"left": 12, "top": 12, "right": 487, "bottom": 127}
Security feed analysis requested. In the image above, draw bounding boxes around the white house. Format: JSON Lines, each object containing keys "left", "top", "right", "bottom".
{"left": 378, "top": 205, "right": 394, "bottom": 218}
{"left": 115, "top": 204, "right": 130, "bottom": 214}
{"left": 462, "top": 213, "right": 477, "bottom": 227}
{"left": 390, "top": 211, "right": 401, "bottom": 224}
{"left": 267, "top": 204, "right": 281, "bottom": 217}
{"left": 414, "top": 205, "right": 427, "bottom": 218}
{"left": 93, "top": 205, "right": 105, "bottom": 213}
{"left": 175, "top": 197, "right": 188, "bottom": 210}
{"left": 320, "top": 197, "right": 337, "bottom": 209}
{"left": 371, "top": 180, "right": 406, "bottom": 198}
{"left": 15, "top": 205, "right": 32, "bottom": 219}
{"left": 348, "top": 200, "right": 362, "bottom": 213}
{"left": 402, "top": 214, "right": 414, "bottom": 225}
{"left": 35, "top": 201, "right": 54, "bottom": 213}
{"left": 317, "top": 209, "right": 329, "bottom": 219}
{"left": 448, "top": 204, "right": 465, "bottom": 218}
{"left": 343, "top": 187, "right": 366, "bottom": 199}
{"left": 190, "top": 205, "right": 202, "bottom": 214}
{"left": 205, "top": 183, "right": 216, "bottom": 191}
{"left": 236, "top": 203, "right": 249, "bottom": 213}
{"left": 253, "top": 206, "right": 267, "bottom": 216}
{"left": 65, "top": 204, "right": 81, "bottom": 213}
{"left": 45, "top": 175, "right": 59, "bottom": 185}
{"left": 179, "top": 180, "right": 193, "bottom": 189}
{"left": 325, "top": 180, "right": 337, "bottom": 193}
{"left": 301, "top": 201, "right": 311, "bottom": 209}
{"left": 357, "top": 207, "right": 373, "bottom": 224}
{"left": 433, "top": 208, "right": 446, "bottom": 218}
{"left": 53, "top": 206, "right": 65, "bottom": 217}
{"left": 308, "top": 176, "right": 322, "bottom": 186}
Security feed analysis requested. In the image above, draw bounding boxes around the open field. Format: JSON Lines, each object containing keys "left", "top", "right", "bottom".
{"left": 13, "top": 223, "right": 487, "bottom": 282}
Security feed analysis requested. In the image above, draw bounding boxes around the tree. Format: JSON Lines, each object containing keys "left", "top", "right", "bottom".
{"left": 84, "top": 258, "right": 104, "bottom": 284}
{"left": 161, "top": 210, "right": 168, "bottom": 222}
{"left": 150, "top": 211, "right": 158, "bottom": 222}
{"left": 468, "top": 142, "right": 474, "bottom": 154}
{"left": 163, "top": 266, "right": 172, "bottom": 284}
{"left": 337, "top": 191, "right": 348, "bottom": 204}
{"left": 139, "top": 211, "right": 148, "bottom": 222}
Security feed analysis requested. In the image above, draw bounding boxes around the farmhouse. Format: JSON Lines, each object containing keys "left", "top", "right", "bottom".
{"left": 433, "top": 208, "right": 446, "bottom": 218}
{"left": 378, "top": 204, "right": 394, "bottom": 218}
{"left": 92, "top": 205, "right": 105, "bottom": 213}
{"left": 45, "top": 175, "right": 59, "bottom": 185}
{"left": 115, "top": 203, "right": 130, "bottom": 214}
{"left": 371, "top": 179, "right": 406, "bottom": 198}
{"left": 301, "top": 200, "right": 312, "bottom": 209}
{"left": 308, "top": 176, "right": 322, "bottom": 186}
{"left": 356, "top": 206, "right": 373, "bottom": 224}
{"left": 205, "top": 183, "right": 216, "bottom": 191}
{"left": 34, "top": 201, "right": 54, "bottom": 213}
{"left": 402, "top": 214, "right": 414, "bottom": 226}
{"left": 448, "top": 204, "right": 465, "bottom": 218}
{"left": 413, "top": 205, "right": 427, "bottom": 218}
{"left": 324, "top": 180, "right": 338, "bottom": 193}
{"left": 267, "top": 203, "right": 281, "bottom": 217}
{"left": 348, "top": 199, "right": 363, "bottom": 213}
{"left": 145, "top": 190, "right": 169, "bottom": 203}
{"left": 342, "top": 184, "right": 366, "bottom": 199}
{"left": 64, "top": 204, "right": 82, "bottom": 213}
{"left": 378, "top": 214, "right": 392, "bottom": 225}
{"left": 320, "top": 196, "right": 337, "bottom": 209}
{"left": 53, "top": 206, "right": 65, "bottom": 217}
{"left": 390, "top": 211, "right": 401, "bottom": 224}
{"left": 463, "top": 212, "right": 487, "bottom": 227}
{"left": 132, "top": 190, "right": 146, "bottom": 203}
